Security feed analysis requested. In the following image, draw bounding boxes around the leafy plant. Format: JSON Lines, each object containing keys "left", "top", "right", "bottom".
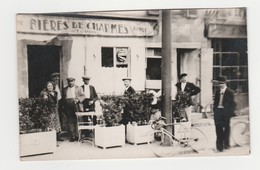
{"left": 100, "top": 92, "right": 154, "bottom": 126}
{"left": 19, "top": 97, "right": 53, "bottom": 132}
{"left": 100, "top": 95, "right": 126, "bottom": 127}
{"left": 124, "top": 91, "right": 154, "bottom": 125}
{"left": 172, "top": 91, "right": 192, "bottom": 119}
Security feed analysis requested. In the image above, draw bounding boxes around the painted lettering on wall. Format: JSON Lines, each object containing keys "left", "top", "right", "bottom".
{"left": 17, "top": 15, "right": 155, "bottom": 36}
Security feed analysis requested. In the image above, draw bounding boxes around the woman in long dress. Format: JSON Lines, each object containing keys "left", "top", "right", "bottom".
{"left": 40, "top": 81, "right": 62, "bottom": 141}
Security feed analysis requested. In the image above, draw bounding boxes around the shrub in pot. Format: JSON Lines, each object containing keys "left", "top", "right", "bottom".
{"left": 94, "top": 95, "right": 126, "bottom": 149}
{"left": 124, "top": 91, "right": 155, "bottom": 144}
{"left": 19, "top": 97, "right": 56, "bottom": 156}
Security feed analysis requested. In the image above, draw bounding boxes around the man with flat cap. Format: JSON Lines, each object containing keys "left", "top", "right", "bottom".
{"left": 213, "top": 76, "right": 236, "bottom": 152}
{"left": 62, "top": 77, "right": 85, "bottom": 142}
{"left": 175, "top": 73, "right": 201, "bottom": 121}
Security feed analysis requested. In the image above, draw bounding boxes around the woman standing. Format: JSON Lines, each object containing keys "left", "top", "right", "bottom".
{"left": 40, "top": 81, "right": 62, "bottom": 141}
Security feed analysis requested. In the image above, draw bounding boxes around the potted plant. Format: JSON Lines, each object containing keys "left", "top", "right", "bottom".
{"left": 125, "top": 91, "right": 155, "bottom": 145}
{"left": 94, "top": 95, "right": 126, "bottom": 149}
{"left": 19, "top": 98, "right": 56, "bottom": 157}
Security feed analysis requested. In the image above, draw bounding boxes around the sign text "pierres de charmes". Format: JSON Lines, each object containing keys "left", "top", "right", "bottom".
{"left": 17, "top": 15, "right": 155, "bottom": 37}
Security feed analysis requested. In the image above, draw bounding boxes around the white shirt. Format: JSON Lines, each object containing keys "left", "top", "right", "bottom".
{"left": 55, "top": 85, "right": 61, "bottom": 100}
{"left": 84, "top": 84, "right": 90, "bottom": 99}
{"left": 218, "top": 86, "right": 227, "bottom": 108}
{"left": 181, "top": 82, "right": 187, "bottom": 92}
{"left": 66, "top": 86, "right": 75, "bottom": 99}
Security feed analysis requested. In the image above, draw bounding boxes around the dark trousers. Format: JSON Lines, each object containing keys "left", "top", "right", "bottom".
{"left": 64, "top": 99, "right": 78, "bottom": 139}
{"left": 214, "top": 108, "right": 231, "bottom": 151}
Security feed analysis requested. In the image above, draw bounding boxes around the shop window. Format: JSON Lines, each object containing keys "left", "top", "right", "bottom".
{"left": 146, "top": 48, "right": 161, "bottom": 80}
{"left": 101, "top": 47, "right": 129, "bottom": 68}
{"left": 212, "top": 39, "right": 248, "bottom": 93}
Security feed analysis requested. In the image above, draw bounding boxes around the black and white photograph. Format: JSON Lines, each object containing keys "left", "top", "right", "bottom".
{"left": 1, "top": 0, "right": 260, "bottom": 170}
{"left": 16, "top": 7, "right": 250, "bottom": 160}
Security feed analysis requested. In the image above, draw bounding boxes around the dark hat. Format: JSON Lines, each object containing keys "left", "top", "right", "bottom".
{"left": 216, "top": 76, "right": 227, "bottom": 84}
{"left": 122, "top": 77, "right": 132, "bottom": 81}
{"left": 82, "top": 75, "right": 91, "bottom": 80}
{"left": 178, "top": 73, "right": 187, "bottom": 79}
{"left": 51, "top": 72, "right": 60, "bottom": 78}
{"left": 67, "top": 77, "right": 75, "bottom": 81}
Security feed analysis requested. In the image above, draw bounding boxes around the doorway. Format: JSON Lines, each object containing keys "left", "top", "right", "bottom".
{"left": 27, "top": 45, "right": 61, "bottom": 97}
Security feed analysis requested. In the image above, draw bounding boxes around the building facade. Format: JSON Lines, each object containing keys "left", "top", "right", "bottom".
{"left": 17, "top": 8, "right": 248, "bottom": 110}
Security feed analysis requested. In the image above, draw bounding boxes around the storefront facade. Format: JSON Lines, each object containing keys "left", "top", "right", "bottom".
{"left": 17, "top": 8, "right": 248, "bottom": 110}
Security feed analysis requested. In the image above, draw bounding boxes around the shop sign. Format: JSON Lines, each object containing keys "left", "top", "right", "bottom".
{"left": 208, "top": 24, "right": 247, "bottom": 38}
{"left": 16, "top": 15, "right": 155, "bottom": 36}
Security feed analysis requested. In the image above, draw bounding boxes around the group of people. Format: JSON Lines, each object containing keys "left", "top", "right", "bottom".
{"left": 39, "top": 73, "right": 136, "bottom": 143}
{"left": 40, "top": 73, "right": 98, "bottom": 142}
{"left": 149, "top": 73, "right": 236, "bottom": 153}
{"left": 40, "top": 71, "right": 236, "bottom": 152}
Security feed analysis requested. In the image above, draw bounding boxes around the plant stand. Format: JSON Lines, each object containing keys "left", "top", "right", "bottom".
{"left": 95, "top": 124, "right": 125, "bottom": 149}
{"left": 20, "top": 130, "right": 56, "bottom": 157}
{"left": 126, "top": 123, "right": 154, "bottom": 145}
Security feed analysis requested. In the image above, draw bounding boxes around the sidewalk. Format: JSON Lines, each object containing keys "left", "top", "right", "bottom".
{"left": 21, "top": 113, "right": 250, "bottom": 161}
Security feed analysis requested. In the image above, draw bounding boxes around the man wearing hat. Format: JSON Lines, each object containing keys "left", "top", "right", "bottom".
{"left": 213, "top": 76, "right": 236, "bottom": 152}
{"left": 81, "top": 75, "right": 98, "bottom": 113}
{"left": 122, "top": 77, "right": 136, "bottom": 96}
{"left": 62, "top": 77, "right": 85, "bottom": 142}
{"left": 121, "top": 77, "right": 136, "bottom": 126}
{"left": 175, "top": 73, "right": 201, "bottom": 121}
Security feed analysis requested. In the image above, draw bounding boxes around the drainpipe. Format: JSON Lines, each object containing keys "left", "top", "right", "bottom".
{"left": 161, "top": 10, "right": 172, "bottom": 133}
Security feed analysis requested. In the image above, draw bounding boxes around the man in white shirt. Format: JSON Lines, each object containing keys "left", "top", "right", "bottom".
{"left": 174, "top": 73, "right": 201, "bottom": 122}
{"left": 62, "top": 77, "right": 85, "bottom": 142}
{"left": 81, "top": 75, "right": 98, "bottom": 112}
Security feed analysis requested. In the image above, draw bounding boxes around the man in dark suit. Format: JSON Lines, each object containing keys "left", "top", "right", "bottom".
{"left": 121, "top": 77, "right": 136, "bottom": 125}
{"left": 175, "top": 73, "right": 201, "bottom": 121}
{"left": 81, "top": 75, "right": 98, "bottom": 112}
{"left": 62, "top": 77, "right": 85, "bottom": 142}
{"left": 122, "top": 77, "right": 136, "bottom": 96}
{"left": 213, "top": 76, "right": 236, "bottom": 152}
{"left": 81, "top": 75, "right": 98, "bottom": 125}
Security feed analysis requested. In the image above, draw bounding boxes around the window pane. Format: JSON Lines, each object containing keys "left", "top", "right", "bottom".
{"left": 239, "top": 81, "right": 248, "bottom": 93}
{"left": 212, "top": 40, "right": 221, "bottom": 52}
{"left": 222, "top": 39, "right": 247, "bottom": 52}
{"left": 102, "top": 47, "right": 113, "bottom": 67}
{"left": 239, "top": 52, "right": 248, "bottom": 66}
{"left": 154, "top": 48, "right": 161, "bottom": 56}
{"left": 146, "top": 48, "right": 154, "bottom": 56}
{"left": 222, "top": 67, "right": 238, "bottom": 79}
{"left": 213, "top": 53, "right": 220, "bottom": 66}
{"left": 227, "top": 81, "right": 238, "bottom": 92}
{"left": 147, "top": 48, "right": 161, "bottom": 56}
{"left": 222, "top": 53, "right": 238, "bottom": 66}
{"left": 116, "top": 47, "right": 128, "bottom": 68}
{"left": 239, "top": 67, "right": 248, "bottom": 79}
{"left": 213, "top": 67, "right": 220, "bottom": 80}
{"left": 146, "top": 58, "right": 161, "bottom": 80}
